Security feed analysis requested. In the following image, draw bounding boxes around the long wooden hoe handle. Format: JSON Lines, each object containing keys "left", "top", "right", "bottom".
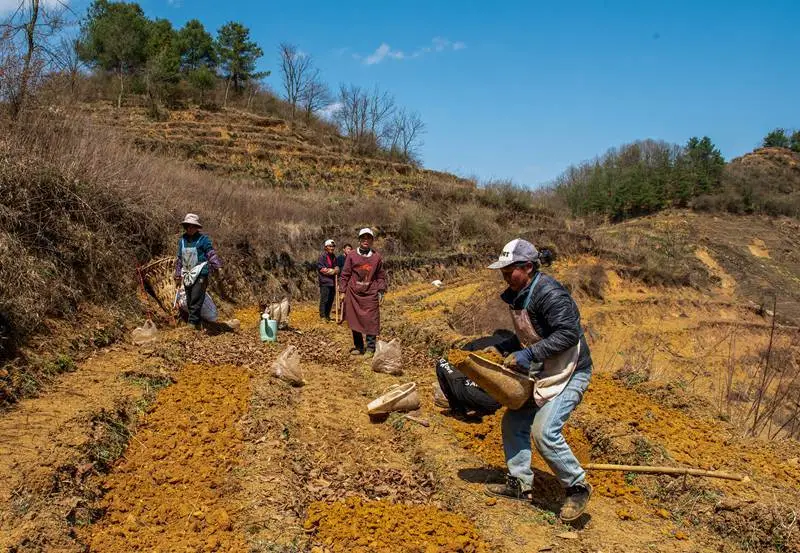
{"left": 585, "top": 463, "right": 744, "bottom": 481}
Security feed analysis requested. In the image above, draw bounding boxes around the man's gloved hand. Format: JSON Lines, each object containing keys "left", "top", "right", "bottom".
{"left": 503, "top": 349, "right": 543, "bottom": 376}
{"left": 378, "top": 293, "right": 384, "bottom": 305}
{"left": 481, "top": 346, "right": 501, "bottom": 356}
{"left": 503, "top": 351, "right": 530, "bottom": 374}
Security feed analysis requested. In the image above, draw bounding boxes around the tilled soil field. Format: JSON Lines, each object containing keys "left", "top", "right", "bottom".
{"left": 1, "top": 263, "right": 799, "bottom": 552}
{"left": 81, "top": 363, "right": 249, "bottom": 552}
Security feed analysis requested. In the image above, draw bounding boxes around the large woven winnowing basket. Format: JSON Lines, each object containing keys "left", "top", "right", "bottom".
{"left": 139, "top": 257, "right": 177, "bottom": 313}
{"left": 366, "top": 383, "right": 420, "bottom": 415}
{"left": 456, "top": 353, "right": 533, "bottom": 409}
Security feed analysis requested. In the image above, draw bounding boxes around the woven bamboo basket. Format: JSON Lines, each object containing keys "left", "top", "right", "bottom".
{"left": 139, "top": 257, "right": 177, "bottom": 313}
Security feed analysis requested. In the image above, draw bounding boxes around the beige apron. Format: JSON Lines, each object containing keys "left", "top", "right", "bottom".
{"left": 510, "top": 274, "right": 580, "bottom": 407}
{"left": 180, "top": 237, "right": 207, "bottom": 287}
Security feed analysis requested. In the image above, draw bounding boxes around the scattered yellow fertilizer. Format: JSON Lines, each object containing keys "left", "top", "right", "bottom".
{"left": 448, "top": 349, "right": 504, "bottom": 367}
{"left": 304, "top": 497, "right": 490, "bottom": 553}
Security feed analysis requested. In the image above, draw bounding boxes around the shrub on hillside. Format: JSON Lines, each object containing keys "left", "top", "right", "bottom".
{"left": 397, "top": 211, "right": 436, "bottom": 252}
{"left": 477, "top": 179, "right": 535, "bottom": 213}
{"left": 0, "top": 118, "right": 173, "bottom": 346}
{"left": 456, "top": 205, "right": 500, "bottom": 240}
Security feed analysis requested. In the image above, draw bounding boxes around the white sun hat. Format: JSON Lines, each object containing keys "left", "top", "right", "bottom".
{"left": 324, "top": 239, "right": 335, "bottom": 247}
{"left": 358, "top": 227, "right": 375, "bottom": 237}
{"left": 181, "top": 213, "right": 202, "bottom": 228}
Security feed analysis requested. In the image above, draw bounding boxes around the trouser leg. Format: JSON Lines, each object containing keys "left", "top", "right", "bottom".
{"left": 502, "top": 402, "right": 537, "bottom": 492}
{"left": 531, "top": 368, "right": 592, "bottom": 488}
{"left": 324, "top": 287, "right": 335, "bottom": 318}
{"left": 352, "top": 330, "right": 364, "bottom": 352}
{"left": 365, "top": 334, "right": 376, "bottom": 352}
{"left": 319, "top": 286, "right": 333, "bottom": 318}
{"left": 436, "top": 360, "right": 465, "bottom": 413}
{"left": 185, "top": 276, "right": 208, "bottom": 325}
{"left": 462, "top": 380, "right": 502, "bottom": 415}
{"left": 436, "top": 360, "right": 500, "bottom": 415}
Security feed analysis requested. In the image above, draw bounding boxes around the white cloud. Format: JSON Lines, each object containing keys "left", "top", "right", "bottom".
{"left": 432, "top": 37, "right": 450, "bottom": 52}
{"left": 319, "top": 102, "right": 343, "bottom": 120}
{"left": 357, "top": 37, "right": 466, "bottom": 66}
{"left": 364, "top": 43, "right": 407, "bottom": 65}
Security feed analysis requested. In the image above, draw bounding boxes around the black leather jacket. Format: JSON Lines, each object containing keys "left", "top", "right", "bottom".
{"left": 498, "top": 273, "right": 592, "bottom": 372}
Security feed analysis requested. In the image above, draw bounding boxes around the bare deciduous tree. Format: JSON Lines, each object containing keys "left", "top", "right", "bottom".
{"left": 368, "top": 86, "right": 395, "bottom": 141}
{"left": 335, "top": 83, "right": 369, "bottom": 150}
{"left": 299, "top": 71, "right": 330, "bottom": 122}
{"left": 278, "top": 42, "right": 312, "bottom": 121}
{"left": 334, "top": 84, "right": 396, "bottom": 154}
{"left": 49, "top": 35, "right": 83, "bottom": 95}
{"left": 1, "top": 0, "right": 68, "bottom": 117}
{"left": 387, "top": 108, "right": 426, "bottom": 164}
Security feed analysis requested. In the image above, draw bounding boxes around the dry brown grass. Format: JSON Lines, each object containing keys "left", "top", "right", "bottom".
{"left": 561, "top": 262, "right": 608, "bottom": 300}
{"left": 0, "top": 116, "right": 173, "bottom": 342}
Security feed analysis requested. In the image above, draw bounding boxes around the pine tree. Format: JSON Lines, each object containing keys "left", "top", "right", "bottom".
{"left": 215, "top": 21, "right": 264, "bottom": 106}
{"left": 77, "top": 0, "right": 150, "bottom": 108}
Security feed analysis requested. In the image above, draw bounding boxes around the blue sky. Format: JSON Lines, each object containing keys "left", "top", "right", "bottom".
{"left": 58, "top": 0, "right": 800, "bottom": 186}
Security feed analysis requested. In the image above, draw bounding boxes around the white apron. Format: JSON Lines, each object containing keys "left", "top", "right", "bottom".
{"left": 510, "top": 273, "right": 581, "bottom": 407}
{"left": 180, "top": 237, "right": 207, "bottom": 287}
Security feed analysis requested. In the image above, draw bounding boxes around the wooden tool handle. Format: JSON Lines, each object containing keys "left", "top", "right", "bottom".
{"left": 585, "top": 463, "right": 744, "bottom": 481}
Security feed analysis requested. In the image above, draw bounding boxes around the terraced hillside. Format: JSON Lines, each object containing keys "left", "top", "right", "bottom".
{"left": 76, "top": 102, "right": 474, "bottom": 196}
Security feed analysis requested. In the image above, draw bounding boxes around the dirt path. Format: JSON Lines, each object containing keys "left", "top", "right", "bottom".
{"left": 0, "top": 342, "right": 181, "bottom": 551}
{"left": 230, "top": 288, "right": 734, "bottom": 553}
{"left": 2, "top": 272, "right": 798, "bottom": 552}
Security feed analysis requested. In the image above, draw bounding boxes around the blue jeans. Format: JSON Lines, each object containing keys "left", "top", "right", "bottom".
{"left": 502, "top": 366, "right": 591, "bottom": 491}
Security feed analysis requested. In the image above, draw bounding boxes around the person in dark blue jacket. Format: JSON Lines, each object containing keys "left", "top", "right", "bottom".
{"left": 173, "top": 213, "right": 222, "bottom": 330}
{"left": 317, "top": 239, "right": 339, "bottom": 321}
{"left": 483, "top": 238, "right": 593, "bottom": 523}
{"left": 337, "top": 244, "right": 353, "bottom": 271}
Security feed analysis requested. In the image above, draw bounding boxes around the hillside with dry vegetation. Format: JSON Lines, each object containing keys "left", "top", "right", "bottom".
{"left": 0, "top": 103, "right": 568, "bottom": 407}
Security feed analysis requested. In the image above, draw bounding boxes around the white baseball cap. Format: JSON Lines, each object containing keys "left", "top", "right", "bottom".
{"left": 488, "top": 238, "right": 539, "bottom": 269}
{"left": 358, "top": 228, "right": 374, "bottom": 238}
{"left": 324, "top": 239, "right": 335, "bottom": 247}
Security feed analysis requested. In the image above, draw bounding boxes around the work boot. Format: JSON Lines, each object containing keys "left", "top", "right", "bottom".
{"left": 485, "top": 474, "right": 532, "bottom": 502}
{"left": 364, "top": 350, "right": 375, "bottom": 359}
{"left": 189, "top": 322, "right": 201, "bottom": 331}
{"left": 560, "top": 482, "right": 593, "bottom": 522}
{"left": 349, "top": 348, "right": 364, "bottom": 356}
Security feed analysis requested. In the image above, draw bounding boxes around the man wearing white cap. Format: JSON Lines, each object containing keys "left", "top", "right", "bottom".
{"left": 317, "top": 239, "right": 339, "bottom": 321}
{"left": 173, "top": 213, "right": 222, "bottom": 330}
{"left": 483, "top": 238, "right": 593, "bottom": 523}
{"left": 339, "top": 228, "right": 387, "bottom": 357}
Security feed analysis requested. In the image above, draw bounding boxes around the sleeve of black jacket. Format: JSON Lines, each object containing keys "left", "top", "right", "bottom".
{"left": 525, "top": 286, "right": 581, "bottom": 363}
